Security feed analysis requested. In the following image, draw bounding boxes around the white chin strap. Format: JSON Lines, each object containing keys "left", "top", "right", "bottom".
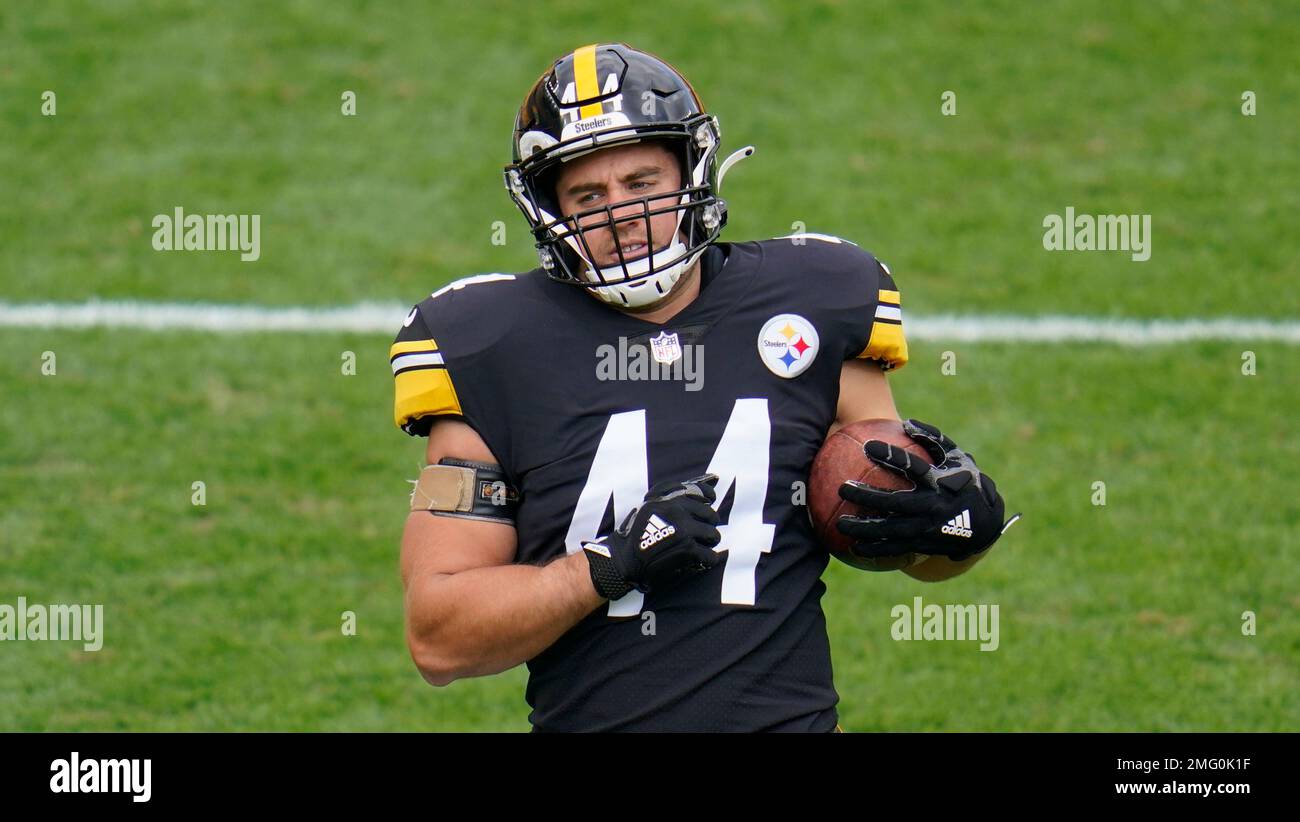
{"left": 583, "top": 239, "right": 698, "bottom": 309}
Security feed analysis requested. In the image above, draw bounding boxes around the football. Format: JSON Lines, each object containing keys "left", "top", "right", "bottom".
{"left": 808, "top": 418, "right": 934, "bottom": 571}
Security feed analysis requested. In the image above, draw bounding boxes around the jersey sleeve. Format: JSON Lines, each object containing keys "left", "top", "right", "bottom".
{"left": 797, "top": 234, "right": 909, "bottom": 371}
{"left": 854, "top": 257, "right": 908, "bottom": 371}
{"left": 390, "top": 303, "right": 464, "bottom": 437}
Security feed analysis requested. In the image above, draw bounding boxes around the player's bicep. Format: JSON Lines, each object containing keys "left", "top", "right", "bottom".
{"left": 400, "top": 512, "right": 516, "bottom": 584}
{"left": 830, "top": 359, "right": 900, "bottom": 436}
{"left": 422, "top": 416, "right": 498, "bottom": 467}
{"left": 400, "top": 420, "right": 517, "bottom": 587}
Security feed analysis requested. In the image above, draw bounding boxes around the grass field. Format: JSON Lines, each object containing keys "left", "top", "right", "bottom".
{"left": 2, "top": 1, "right": 1297, "bottom": 731}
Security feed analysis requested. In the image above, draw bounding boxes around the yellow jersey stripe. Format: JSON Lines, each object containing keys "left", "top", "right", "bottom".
{"left": 390, "top": 338, "right": 439, "bottom": 359}
{"left": 394, "top": 367, "right": 462, "bottom": 427}
{"left": 878, "top": 289, "right": 901, "bottom": 305}
{"left": 858, "top": 321, "right": 909, "bottom": 370}
{"left": 573, "top": 44, "right": 603, "bottom": 119}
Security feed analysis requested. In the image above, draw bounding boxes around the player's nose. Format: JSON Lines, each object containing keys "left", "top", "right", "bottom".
{"left": 620, "top": 190, "right": 656, "bottom": 220}
{"left": 609, "top": 197, "right": 645, "bottom": 224}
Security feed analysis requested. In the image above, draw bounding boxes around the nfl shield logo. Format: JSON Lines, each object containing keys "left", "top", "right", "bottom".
{"left": 649, "top": 331, "right": 682, "bottom": 364}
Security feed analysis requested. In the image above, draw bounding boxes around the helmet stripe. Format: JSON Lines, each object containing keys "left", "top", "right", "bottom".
{"left": 572, "top": 44, "right": 603, "bottom": 118}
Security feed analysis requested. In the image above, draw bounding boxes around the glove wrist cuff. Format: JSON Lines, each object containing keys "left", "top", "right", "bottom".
{"left": 582, "top": 541, "right": 634, "bottom": 600}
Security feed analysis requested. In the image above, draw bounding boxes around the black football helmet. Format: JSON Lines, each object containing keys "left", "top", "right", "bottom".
{"left": 504, "top": 43, "right": 753, "bottom": 308}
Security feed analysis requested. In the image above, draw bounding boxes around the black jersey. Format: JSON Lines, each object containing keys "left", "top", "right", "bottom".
{"left": 390, "top": 234, "right": 908, "bottom": 731}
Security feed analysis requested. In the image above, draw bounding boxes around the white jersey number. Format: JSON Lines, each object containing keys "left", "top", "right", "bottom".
{"left": 564, "top": 399, "right": 776, "bottom": 614}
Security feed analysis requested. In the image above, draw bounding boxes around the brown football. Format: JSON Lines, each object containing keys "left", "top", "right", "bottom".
{"left": 808, "top": 418, "right": 934, "bottom": 571}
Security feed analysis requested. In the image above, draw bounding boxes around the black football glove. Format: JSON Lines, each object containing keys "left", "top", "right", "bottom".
{"left": 582, "top": 474, "right": 723, "bottom": 599}
{"left": 836, "top": 419, "right": 1021, "bottom": 562}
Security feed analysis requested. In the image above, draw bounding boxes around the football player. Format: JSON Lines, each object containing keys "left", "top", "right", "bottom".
{"left": 393, "top": 43, "right": 1017, "bottom": 732}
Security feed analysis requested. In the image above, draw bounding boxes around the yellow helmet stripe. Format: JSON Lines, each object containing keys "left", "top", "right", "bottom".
{"left": 573, "top": 44, "right": 604, "bottom": 119}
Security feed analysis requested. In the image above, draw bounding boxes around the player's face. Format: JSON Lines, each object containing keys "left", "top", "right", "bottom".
{"left": 554, "top": 142, "right": 685, "bottom": 270}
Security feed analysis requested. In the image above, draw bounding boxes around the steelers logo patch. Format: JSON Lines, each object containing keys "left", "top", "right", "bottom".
{"left": 757, "top": 314, "right": 820, "bottom": 378}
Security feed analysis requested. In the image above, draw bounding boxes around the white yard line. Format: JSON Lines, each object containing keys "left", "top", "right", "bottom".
{"left": 0, "top": 300, "right": 1298, "bottom": 343}
{"left": 0, "top": 300, "right": 408, "bottom": 334}
{"left": 907, "top": 315, "right": 1300, "bottom": 344}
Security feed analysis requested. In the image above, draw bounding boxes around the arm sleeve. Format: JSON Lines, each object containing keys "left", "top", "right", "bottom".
{"left": 390, "top": 303, "right": 465, "bottom": 437}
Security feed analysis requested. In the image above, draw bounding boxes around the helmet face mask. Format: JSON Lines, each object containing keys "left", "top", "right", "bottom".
{"left": 504, "top": 44, "right": 729, "bottom": 308}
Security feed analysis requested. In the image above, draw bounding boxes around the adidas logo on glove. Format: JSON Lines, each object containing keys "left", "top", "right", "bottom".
{"left": 639, "top": 514, "right": 677, "bottom": 550}
{"left": 942, "top": 509, "right": 974, "bottom": 538}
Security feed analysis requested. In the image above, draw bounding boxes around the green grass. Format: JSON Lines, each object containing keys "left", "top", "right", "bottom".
{"left": 1, "top": 0, "right": 1297, "bottom": 730}
{"left": 0, "top": 326, "right": 533, "bottom": 731}
{"left": 3, "top": 0, "right": 1298, "bottom": 314}
{"left": 1, "top": 332, "right": 1294, "bottom": 730}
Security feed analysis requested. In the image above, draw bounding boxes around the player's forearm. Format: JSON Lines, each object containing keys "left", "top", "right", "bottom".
{"left": 406, "top": 551, "right": 603, "bottom": 685}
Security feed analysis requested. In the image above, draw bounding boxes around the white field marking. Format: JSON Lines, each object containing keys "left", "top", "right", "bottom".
{"left": 909, "top": 314, "right": 1300, "bottom": 344}
{"left": 0, "top": 300, "right": 410, "bottom": 333}
{"left": 0, "top": 301, "right": 1298, "bottom": 343}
